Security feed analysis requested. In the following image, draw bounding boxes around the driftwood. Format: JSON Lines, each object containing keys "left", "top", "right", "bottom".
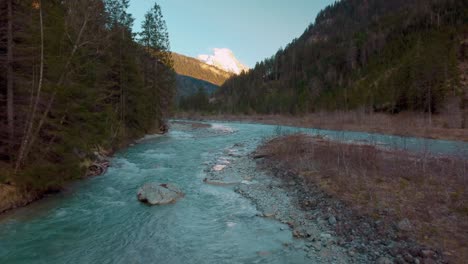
{"left": 159, "top": 123, "right": 169, "bottom": 134}
{"left": 86, "top": 160, "right": 110, "bottom": 177}
{"left": 252, "top": 153, "right": 268, "bottom": 159}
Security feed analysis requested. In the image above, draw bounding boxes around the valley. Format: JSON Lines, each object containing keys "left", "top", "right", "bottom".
{"left": 0, "top": 0, "right": 467, "bottom": 263}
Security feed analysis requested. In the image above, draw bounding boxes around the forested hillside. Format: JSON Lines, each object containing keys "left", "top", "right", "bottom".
{"left": 0, "top": 0, "right": 175, "bottom": 190}
{"left": 215, "top": 0, "right": 467, "bottom": 127}
{"left": 175, "top": 75, "right": 218, "bottom": 99}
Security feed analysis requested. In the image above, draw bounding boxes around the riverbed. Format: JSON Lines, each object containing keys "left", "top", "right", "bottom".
{"left": 0, "top": 121, "right": 466, "bottom": 264}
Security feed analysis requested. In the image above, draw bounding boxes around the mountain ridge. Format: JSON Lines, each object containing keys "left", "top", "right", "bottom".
{"left": 172, "top": 52, "right": 233, "bottom": 86}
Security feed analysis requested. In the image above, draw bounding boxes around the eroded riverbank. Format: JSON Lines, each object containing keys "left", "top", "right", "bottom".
{"left": 0, "top": 150, "right": 112, "bottom": 215}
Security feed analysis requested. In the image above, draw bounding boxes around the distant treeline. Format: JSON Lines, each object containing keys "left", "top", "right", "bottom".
{"left": 192, "top": 0, "right": 467, "bottom": 121}
{"left": 176, "top": 75, "right": 218, "bottom": 100}
{"left": 0, "top": 0, "right": 175, "bottom": 189}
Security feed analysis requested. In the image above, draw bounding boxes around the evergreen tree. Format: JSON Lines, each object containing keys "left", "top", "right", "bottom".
{"left": 105, "top": 0, "right": 134, "bottom": 29}
{"left": 139, "top": 2, "right": 171, "bottom": 65}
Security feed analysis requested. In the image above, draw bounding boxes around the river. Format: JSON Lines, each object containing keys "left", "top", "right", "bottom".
{"left": 0, "top": 121, "right": 466, "bottom": 264}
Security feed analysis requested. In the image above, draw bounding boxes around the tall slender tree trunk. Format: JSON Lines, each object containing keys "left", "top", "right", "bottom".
{"left": 428, "top": 85, "right": 432, "bottom": 126}
{"left": 7, "top": 0, "right": 14, "bottom": 161}
{"left": 275, "top": 59, "right": 279, "bottom": 81}
{"left": 17, "top": 6, "right": 90, "bottom": 171}
{"left": 119, "top": 27, "right": 126, "bottom": 136}
{"left": 15, "top": 0, "right": 44, "bottom": 171}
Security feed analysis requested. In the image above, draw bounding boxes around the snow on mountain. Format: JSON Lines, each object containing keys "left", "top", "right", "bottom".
{"left": 197, "top": 48, "right": 249, "bottom": 75}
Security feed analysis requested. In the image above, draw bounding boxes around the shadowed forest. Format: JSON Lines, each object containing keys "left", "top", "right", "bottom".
{"left": 0, "top": 0, "right": 175, "bottom": 190}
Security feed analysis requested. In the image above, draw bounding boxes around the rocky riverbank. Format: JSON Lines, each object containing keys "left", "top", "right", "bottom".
{"left": 255, "top": 134, "right": 468, "bottom": 263}
{"left": 203, "top": 140, "right": 451, "bottom": 263}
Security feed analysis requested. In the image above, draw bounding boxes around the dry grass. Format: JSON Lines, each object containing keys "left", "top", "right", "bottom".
{"left": 174, "top": 111, "right": 468, "bottom": 142}
{"left": 257, "top": 134, "right": 468, "bottom": 263}
{"left": 0, "top": 184, "right": 39, "bottom": 214}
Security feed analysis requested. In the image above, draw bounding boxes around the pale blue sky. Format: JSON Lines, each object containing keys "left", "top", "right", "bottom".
{"left": 128, "top": 0, "right": 336, "bottom": 67}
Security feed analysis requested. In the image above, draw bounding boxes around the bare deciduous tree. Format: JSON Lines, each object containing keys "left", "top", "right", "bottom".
{"left": 6, "top": 0, "right": 14, "bottom": 159}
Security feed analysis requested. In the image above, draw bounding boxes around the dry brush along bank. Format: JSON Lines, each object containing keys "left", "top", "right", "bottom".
{"left": 253, "top": 134, "right": 468, "bottom": 264}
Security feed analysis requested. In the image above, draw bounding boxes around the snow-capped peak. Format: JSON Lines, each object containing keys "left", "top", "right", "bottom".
{"left": 197, "top": 48, "right": 249, "bottom": 75}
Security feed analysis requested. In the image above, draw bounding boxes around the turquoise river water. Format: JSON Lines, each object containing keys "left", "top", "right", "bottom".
{"left": 0, "top": 121, "right": 466, "bottom": 264}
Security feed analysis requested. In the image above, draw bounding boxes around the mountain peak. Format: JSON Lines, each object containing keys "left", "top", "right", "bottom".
{"left": 198, "top": 48, "right": 249, "bottom": 75}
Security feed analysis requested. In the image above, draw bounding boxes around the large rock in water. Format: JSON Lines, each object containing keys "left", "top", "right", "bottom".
{"left": 137, "top": 183, "right": 184, "bottom": 205}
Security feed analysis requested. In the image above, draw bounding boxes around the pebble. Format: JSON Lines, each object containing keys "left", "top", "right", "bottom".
{"left": 420, "top": 249, "right": 436, "bottom": 259}
{"left": 212, "top": 164, "right": 227, "bottom": 171}
{"left": 328, "top": 215, "right": 337, "bottom": 225}
{"left": 307, "top": 251, "right": 316, "bottom": 259}
{"left": 397, "top": 218, "right": 413, "bottom": 232}
{"left": 320, "top": 233, "right": 332, "bottom": 240}
{"left": 403, "top": 253, "right": 414, "bottom": 263}
{"left": 292, "top": 230, "right": 302, "bottom": 238}
{"left": 422, "top": 258, "right": 436, "bottom": 264}
{"left": 311, "top": 241, "right": 322, "bottom": 251}
{"left": 263, "top": 211, "right": 275, "bottom": 218}
{"left": 376, "top": 256, "right": 394, "bottom": 264}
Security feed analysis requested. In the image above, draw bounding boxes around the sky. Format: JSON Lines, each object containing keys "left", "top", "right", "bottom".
{"left": 128, "top": 0, "right": 336, "bottom": 68}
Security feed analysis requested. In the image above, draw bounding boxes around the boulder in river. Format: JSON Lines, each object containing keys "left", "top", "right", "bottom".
{"left": 137, "top": 183, "right": 184, "bottom": 205}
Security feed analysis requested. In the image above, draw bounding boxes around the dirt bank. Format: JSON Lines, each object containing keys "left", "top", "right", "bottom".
{"left": 0, "top": 151, "right": 112, "bottom": 215}
{"left": 0, "top": 184, "right": 41, "bottom": 214}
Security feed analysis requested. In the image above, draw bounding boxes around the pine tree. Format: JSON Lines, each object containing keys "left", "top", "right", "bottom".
{"left": 139, "top": 2, "right": 174, "bottom": 127}
{"left": 139, "top": 2, "right": 171, "bottom": 66}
